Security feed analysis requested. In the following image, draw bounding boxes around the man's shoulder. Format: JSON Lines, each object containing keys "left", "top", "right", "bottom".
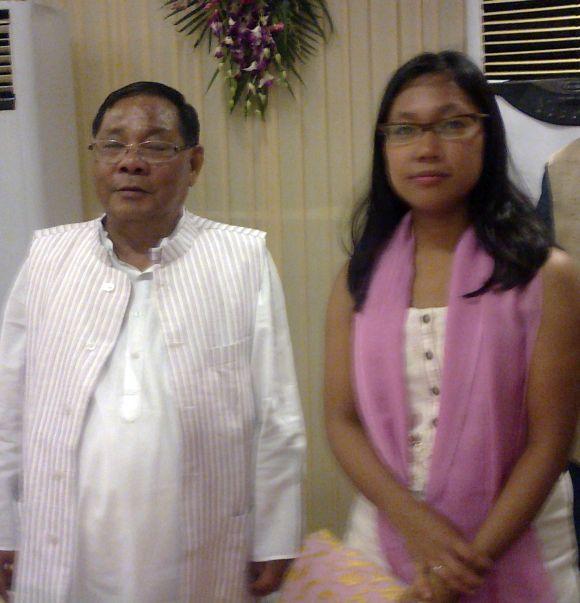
{"left": 32, "top": 218, "right": 99, "bottom": 241}
{"left": 185, "top": 211, "right": 266, "bottom": 242}
{"left": 548, "top": 138, "right": 580, "bottom": 167}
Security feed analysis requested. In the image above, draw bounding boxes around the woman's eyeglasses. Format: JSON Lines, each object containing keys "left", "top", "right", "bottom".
{"left": 377, "top": 113, "right": 488, "bottom": 146}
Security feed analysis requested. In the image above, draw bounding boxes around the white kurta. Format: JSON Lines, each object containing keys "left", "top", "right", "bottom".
{"left": 71, "top": 230, "right": 184, "bottom": 602}
{"left": 0, "top": 212, "right": 305, "bottom": 602}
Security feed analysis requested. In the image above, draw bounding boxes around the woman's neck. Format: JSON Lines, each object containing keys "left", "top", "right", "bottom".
{"left": 411, "top": 209, "right": 469, "bottom": 253}
{"left": 410, "top": 209, "right": 470, "bottom": 308}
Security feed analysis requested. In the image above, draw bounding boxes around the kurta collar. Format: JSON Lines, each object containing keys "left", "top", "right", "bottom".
{"left": 90, "top": 209, "right": 204, "bottom": 268}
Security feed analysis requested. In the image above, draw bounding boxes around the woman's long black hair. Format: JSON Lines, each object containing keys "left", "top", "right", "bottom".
{"left": 348, "top": 50, "right": 550, "bottom": 310}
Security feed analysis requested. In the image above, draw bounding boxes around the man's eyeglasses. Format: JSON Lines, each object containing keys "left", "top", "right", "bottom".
{"left": 377, "top": 113, "right": 488, "bottom": 146}
{"left": 88, "top": 140, "right": 192, "bottom": 164}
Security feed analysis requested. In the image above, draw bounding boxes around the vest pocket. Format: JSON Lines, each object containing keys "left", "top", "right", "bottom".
{"left": 206, "top": 336, "right": 252, "bottom": 368}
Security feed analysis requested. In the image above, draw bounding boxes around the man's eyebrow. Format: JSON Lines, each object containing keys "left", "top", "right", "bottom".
{"left": 97, "top": 126, "right": 173, "bottom": 138}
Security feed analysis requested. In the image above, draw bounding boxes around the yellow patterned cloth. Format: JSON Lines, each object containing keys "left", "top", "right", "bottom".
{"left": 279, "top": 530, "right": 406, "bottom": 602}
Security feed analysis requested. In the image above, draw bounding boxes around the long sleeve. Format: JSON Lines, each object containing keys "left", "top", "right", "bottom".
{"left": 0, "top": 263, "right": 27, "bottom": 549}
{"left": 251, "top": 251, "right": 306, "bottom": 561}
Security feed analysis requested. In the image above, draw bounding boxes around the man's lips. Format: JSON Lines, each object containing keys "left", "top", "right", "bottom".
{"left": 115, "top": 186, "right": 150, "bottom": 195}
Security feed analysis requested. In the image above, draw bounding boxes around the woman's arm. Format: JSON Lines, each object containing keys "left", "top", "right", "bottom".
{"left": 324, "top": 266, "right": 490, "bottom": 597}
{"left": 472, "top": 249, "right": 580, "bottom": 559}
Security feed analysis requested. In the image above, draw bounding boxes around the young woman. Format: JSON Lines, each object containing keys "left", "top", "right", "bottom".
{"left": 324, "top": 51, "right": 579, "bottom": 602}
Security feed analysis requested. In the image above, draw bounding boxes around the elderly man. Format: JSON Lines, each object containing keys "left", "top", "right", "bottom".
{"left": 0, "top": 82, "right": 305, "bottom": 602}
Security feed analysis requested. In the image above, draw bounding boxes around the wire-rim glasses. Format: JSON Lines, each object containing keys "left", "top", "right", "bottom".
{"left": 88, "top": 140, "right": 192, "bottom": 164}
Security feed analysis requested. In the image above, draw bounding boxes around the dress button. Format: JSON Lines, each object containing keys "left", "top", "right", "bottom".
{"left": 48, "top": 535, "right": 59, "bottom": 546}
{"left": 431, "top": 386, "right": 440, "bottom": 396}
{"left": 85, "top": 342, "right": 96, "bottom": 351}
{"left": 425, "top": 350, "right": 434, "bottom": 360}
{"left": 102, "top": 282, "right": 115, "bottom": 292}
{"left": 421, "top": 314, "right": 431, "bottom": 324}
{"left": 53, "top": 471, "right": 64, "bottom": 482}
{"left": 408, "top": 434, "right": 422, "bottom": 447}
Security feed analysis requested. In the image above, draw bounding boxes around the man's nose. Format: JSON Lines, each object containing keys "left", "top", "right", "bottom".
{"left": 116, "top": 145, "right": 149, "bottom": 173}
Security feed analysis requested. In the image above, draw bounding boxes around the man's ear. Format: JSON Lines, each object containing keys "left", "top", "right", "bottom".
{"left": 188, "top": 145, "right": 204, "bottom": 187}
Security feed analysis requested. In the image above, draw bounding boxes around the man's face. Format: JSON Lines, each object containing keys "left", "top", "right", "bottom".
{"left": 92, "top": 94, "right": 203, "bottom": 226}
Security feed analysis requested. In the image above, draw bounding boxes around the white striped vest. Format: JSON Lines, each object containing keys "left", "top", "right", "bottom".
{"left": 17, "top": 211, "right": 266, "bottom": 602}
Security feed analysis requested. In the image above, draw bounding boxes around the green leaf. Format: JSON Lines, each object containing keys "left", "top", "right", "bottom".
{"left": 170, "top": 4, "right": 206, "bottom": 28}
{"left": 205, "top": 67, "right": 220, "bottom": 92}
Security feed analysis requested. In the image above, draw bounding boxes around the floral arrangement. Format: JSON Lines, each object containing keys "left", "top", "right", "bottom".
{"left": 164, "top": 0, "right": 332, "bottom": 117}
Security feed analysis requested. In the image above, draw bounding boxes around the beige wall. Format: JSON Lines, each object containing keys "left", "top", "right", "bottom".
{"left": 42, "top": 0, "right": 465, "bottom": 535}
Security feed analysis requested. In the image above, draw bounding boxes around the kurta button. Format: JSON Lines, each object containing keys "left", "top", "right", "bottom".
{"left": 421, "top": 314, "right": 431, "bottom": 324}
{"left": 85, "top": 342, "right": 96, "bottom": 351}
{"left": 431, "top": 386, "right": 440, "bottom": 396}
{"left": 48, "top": 535, "right": 59, "bottom": 545}
{"left": 425, "top": 350, "right": 434, "bottom": 360}
{"left": 53, "top": 471, "right": 64, "bottom": 482}
{"left": 102, "top": 282, "right": 115, "bottom": 292}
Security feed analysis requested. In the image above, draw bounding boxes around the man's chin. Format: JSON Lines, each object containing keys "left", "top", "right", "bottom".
{"left": 104, "top": 203, "right": 157, "bottom": 223}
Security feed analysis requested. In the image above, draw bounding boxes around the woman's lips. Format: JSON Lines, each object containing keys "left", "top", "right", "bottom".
{"left": 409, "top": 172, "right": 449, "bottom": 186}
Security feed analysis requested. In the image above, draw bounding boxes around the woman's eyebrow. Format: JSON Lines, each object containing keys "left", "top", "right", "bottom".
{"left": 389, "top": 103, "right": 469, "bottom": 121}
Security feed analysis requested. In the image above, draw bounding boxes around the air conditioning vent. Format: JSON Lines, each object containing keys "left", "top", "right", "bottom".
{"left": 481, "top": 1, "right": 579, "bottom": 126}
{"left": 0, "top": 9, "right": 14, "bottom": 111}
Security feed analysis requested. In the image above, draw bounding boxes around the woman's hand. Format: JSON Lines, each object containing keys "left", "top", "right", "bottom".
{"left": 400, "top": 563, "right": 460, "bottom": 602}
{"left": 394, "top": 500, "right": 491, "bottom": 596}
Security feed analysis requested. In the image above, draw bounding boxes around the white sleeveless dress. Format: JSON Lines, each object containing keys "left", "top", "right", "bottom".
{"left": 344, "top": 307, "right": 579, "bottom": 601}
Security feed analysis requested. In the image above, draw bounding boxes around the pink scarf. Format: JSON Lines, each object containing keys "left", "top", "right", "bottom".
{"left": 353, "top": 213, "right": 555, "bottom": 601}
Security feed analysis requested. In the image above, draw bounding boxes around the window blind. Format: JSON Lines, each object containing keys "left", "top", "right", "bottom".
{"left": 0, "top": 9, "right": 15, "bottom": 110}
{"left": 482, "top": 0, "right": 579, "bottom": 81}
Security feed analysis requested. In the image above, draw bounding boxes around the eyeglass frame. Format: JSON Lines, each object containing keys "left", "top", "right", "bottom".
{"left": 377, "top": 113, "right": 488, "bottom": 146}
{"left": 87, "top": 139, "right": 194, "bottom": 164}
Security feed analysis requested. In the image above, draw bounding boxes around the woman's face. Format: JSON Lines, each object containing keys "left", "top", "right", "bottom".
{"left": 383, "top": 73, "right": 484, "bottom": 219}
